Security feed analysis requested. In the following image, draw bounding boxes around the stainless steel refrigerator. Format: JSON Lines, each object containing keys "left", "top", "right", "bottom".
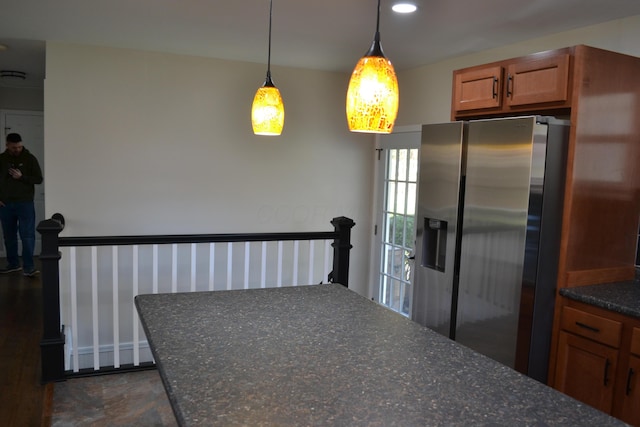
{"left": 412, "top": 116, "right": 569, "bottom": 383}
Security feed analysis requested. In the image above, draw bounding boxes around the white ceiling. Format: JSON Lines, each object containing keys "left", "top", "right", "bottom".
{"left": 1, "top": 0, "right": 640, "bottom": 89}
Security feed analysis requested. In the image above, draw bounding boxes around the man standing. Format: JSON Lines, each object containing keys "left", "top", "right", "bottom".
{"left": 0, "top": 133, "right": 43, "bottom": 276}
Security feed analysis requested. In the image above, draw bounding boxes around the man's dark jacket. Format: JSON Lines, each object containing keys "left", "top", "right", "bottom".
{"left": 0, "top": 148, "right": 43, "bottom": 203}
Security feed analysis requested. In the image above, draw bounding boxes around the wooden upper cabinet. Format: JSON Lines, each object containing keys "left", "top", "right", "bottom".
{"left": 452, "top": 48, "right": 573, "bottom": 119}
{"left": 452, "top": 65, "right": 503, "bottom": 112}
{"left": 505, "top": 53, "right": 570, "bottom": 107}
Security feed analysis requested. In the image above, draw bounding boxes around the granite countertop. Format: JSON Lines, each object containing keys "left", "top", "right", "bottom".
{"left": 559, "top": 272, "right": 640, "bottom": 318}
{"left": 136, "top": 283, "right": 625, "bottom": 426}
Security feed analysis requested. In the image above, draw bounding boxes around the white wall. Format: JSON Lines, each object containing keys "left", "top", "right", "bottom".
{"left": 396, "top": 14, "right": 640, "bottom": 126}
{"left": 44, "top": 42, "right": 375, "bottom": 296}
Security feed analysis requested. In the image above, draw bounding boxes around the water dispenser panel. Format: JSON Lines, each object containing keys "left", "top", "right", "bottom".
{"left": 422, "top": 217, "right": 447, "bottom": 272}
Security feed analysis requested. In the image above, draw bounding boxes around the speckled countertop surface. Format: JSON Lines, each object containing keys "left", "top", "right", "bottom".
{"left": 136, "top": 283, "right": 625, "bottom": 426}
{"left": 559, "top": 271, "right": 640, "bottom": 318}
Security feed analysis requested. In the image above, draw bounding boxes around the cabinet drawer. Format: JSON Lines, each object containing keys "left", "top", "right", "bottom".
{"left": 561, "top": 306, "right": 622, "bottom": 348}
{"left": 631, "top": 328, "right": 640, "bottom": 356}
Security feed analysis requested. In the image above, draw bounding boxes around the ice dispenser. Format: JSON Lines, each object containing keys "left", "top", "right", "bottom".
{"left": 422, "top": 217, "right": 447, "bottom": 272}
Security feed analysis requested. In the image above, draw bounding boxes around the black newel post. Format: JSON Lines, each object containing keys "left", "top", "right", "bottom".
{"left": 37, "top": 213, "right": 66, "bottom": 383}
{"left": 330, "top": 216, "right": 355, "bottom": 287}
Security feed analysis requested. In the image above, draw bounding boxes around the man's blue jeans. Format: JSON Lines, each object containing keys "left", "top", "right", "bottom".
{"left": 0, "top": 201, "right": 36, "bottom": 271}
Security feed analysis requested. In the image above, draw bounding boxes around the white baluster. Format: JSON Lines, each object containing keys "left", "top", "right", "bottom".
{"left": 70, "top": 247, "right": 79, "bottom": 372}
{"left": 91, "top": 246, "right": 99, "bottom": 370}
{"left": 209, "top": 243, "right": 215, "bottom": 291}
{"left": 133, "top": 245, "right": 139, "bottom": 366}
{"left": 112, "top": 246, "right": 120, "bottom": 368}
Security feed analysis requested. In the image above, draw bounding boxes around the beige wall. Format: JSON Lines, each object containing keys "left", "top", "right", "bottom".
{"left": 396, "top": 14, "right": 640, "bottom": 126}
{"left": 44, "top": 42, "right": 375, "bottom": 295}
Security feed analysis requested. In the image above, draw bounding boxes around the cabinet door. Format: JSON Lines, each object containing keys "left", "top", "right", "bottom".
{"left": 554, "top": 330, "right": 617, "bottom": 414}
{"left": 619, "top": 355, "right": 640, "bottom": 426}
{"left": 452, "top": 65, "right": 503, "bottom": 112}
{"left": 505, "top": 53, "right": 570, "bottom": 107}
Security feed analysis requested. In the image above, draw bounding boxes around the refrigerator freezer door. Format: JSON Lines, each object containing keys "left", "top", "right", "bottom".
{"left": 455, "top": 116, "right": 538, "bottom": 367}
{"left": 412, "top": 122, "right": 465, "bottom": 336}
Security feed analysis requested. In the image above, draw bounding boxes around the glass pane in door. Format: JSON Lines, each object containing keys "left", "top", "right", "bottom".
{"left": 378, "top": 147, "right": 418, "bottom": 317}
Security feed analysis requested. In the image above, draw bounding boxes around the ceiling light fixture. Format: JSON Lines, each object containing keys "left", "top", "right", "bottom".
{"left": 346, "top": 0, "right": 399, "bottom": 134}
{"left": 392, "top": 3, "right": 418, "bottom": 13}
{"left": 251, "top": 0, "right": 285, "bottom": 136}
{"left": 1, "top": 70, "right": 26, "bottom": 80}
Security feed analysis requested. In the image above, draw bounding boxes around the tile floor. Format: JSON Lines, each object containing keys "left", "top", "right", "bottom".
{"left": 51, "top": 369, "right": 177, "bottom": 426}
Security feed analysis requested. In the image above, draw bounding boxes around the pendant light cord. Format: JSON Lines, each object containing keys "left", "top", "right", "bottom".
{"left": 366, "top": 0, "right": 383, "bottom": 56}
{"left": 266, "top": 0, "right": 273, "bottom": 80}
{"left": 375, "top": 0, "right": 381, "bottom": 42}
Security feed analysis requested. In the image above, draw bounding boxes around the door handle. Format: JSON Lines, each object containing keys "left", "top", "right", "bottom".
{"left": 627, "top": 368, "right": 635, "bottom": 395}
{"left": 506, "top": 74, "right": 513, "bottom": 98}
{"left": 575, "top": 321, "right": 600, "bottom": 333}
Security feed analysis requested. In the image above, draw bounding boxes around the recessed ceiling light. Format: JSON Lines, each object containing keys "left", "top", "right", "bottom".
{"left": 392, "top": 3, "right": 418, "bottom": 13}
{"left": 0, "top": 44, "right": 8, "bottom": 52}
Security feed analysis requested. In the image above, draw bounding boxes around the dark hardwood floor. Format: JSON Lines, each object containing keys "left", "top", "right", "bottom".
{"left": 0, "top": 258, "right": 174, "bottom": 426}
{"left": 0, "top": 261, "right": 52, "bottom": 427}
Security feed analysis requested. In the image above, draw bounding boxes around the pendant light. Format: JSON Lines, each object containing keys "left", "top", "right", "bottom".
{"left": 251, "top": 0, "right": 284, "bottom": 136}
{"left": 346, "top": 0, "right": 399, "bottom": 134}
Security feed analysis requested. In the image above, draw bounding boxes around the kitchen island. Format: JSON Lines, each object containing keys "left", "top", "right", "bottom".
{"left": 135, "top": 283, "right": 625, "bottom": 426}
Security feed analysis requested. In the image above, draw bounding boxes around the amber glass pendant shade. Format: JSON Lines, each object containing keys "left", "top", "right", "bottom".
{"left": 252, "top": 78, "right": 284, "bottom": 135}
{"left": 346, "top": 0, "right": 399, "bottom": 134}
{"left": 346, "top": 55, "right": 398, "bottom": 133}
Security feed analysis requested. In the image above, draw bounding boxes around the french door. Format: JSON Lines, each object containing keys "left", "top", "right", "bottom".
{"left": 373, "top": 128, "right": 420, "bottom": 317}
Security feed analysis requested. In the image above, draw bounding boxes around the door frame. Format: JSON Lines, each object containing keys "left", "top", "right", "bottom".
{"left": 368, "top": 125, "right": 422, "bottom": 302}
{"left": 0, "top": 109, "right": 45, "bottom": 258}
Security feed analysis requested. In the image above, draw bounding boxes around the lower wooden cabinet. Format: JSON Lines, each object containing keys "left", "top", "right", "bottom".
{"left": 554, "top": 307, "right": 621, "bottom": 414}
{"left": 554, "top": 329, "right": 618, "bottom": 413}
{"left": 619, "top": 329, "right": 640, "bottom": 424}
{"left": 620, "top": 355, "right": 640, "bottom": 424}
{"left": 552, "top": 304, "right": 640, "bottom": 426}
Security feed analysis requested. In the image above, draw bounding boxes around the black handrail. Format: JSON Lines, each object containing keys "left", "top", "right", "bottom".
{"left": 58, "top": 231, "right": 339, "bottom": 247}
{"left": 36, "top": 214, "right": 355, "bottom": 383}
